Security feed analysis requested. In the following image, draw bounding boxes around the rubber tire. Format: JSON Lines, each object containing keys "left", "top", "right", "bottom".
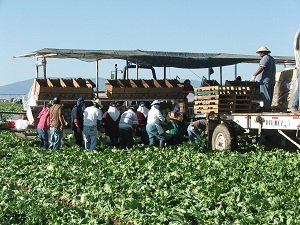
{"left": 211, "top": 123, "right": 236, "bottom": 151}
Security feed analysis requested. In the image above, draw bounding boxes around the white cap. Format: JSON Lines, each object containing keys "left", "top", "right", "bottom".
{"left": 256, "top": 46, "right": 271, "bottom": 53}
{"left": 93, "top": 99, "right": 102, "bottom": 106}
{"left": 151, "top": 100, "right": 160, "bottom": 106}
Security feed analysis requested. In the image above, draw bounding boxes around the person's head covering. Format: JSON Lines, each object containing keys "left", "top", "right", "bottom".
{"left": 93, "top": 99, "right": 102, "bottom": 107}
{"left": 109, "top": 101, "right": 116, "bottom": 107}
{"left": 76, "top": 96, "right": 85, "bottom": 106}
{"left": 53, "top": 97, "right": 61, "bottom": 104}
{"left": 256, "top": 46, "right": 271, "bottom": 53}
{"left": 137, "top": 102, "right": 149, "bottom": 117}
{"left": 151, "top": 100, "right": 160, "bottom": 106}
{"left": 108, "top": 104, "right": 120, "bottom": 121}
{"left": 129, "top": 105, "right": 137, "bottom": 111}
{"left": 168, "top": 111, "right": 183, "bottom": 122}
{"left": 47, "top": 101, "right": 53, "bottom": 107}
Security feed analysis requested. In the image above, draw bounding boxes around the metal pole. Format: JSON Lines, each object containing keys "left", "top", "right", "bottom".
{"left": 35, "top": 58, "right": 39, "bottom": 79}
{"left": 234, "top": 64, "right": 237, "bottom": 79}
{"left": 126, "top": 60, "right": 129, "bottom": 79}
{"left": 96, "top": 60, "right": 99, "bottom": 96}
{"left": 220, "top": 66, "right": 223, "bottom": 85}
{"left": 208, "top": 68, "right": 210, "bottom": 80}
{"left": 43, "top": 58, "right": 47, "bottom": 79}
{"left": 115, "top": 64, "right": 118, "bottom": 79}
{"left": 136, "top": 62, "right": 138, "bottom": 79}
{"left": 164, "top": 65, "right": 166, "bottom": 80}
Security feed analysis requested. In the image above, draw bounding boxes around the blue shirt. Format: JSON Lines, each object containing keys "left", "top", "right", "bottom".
{"left": 259, "top": 54, "right": 276, "bottom": 85}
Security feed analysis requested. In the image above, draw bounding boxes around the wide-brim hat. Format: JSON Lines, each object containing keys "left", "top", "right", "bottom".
{"left": 93, "top": 99, "right": 102, "bottom": 106}
{"left": 151, "top": 100, "right": 160, "bottom": 106}
{"left": 256, "top": 46, "right": 271, "bottom": 53}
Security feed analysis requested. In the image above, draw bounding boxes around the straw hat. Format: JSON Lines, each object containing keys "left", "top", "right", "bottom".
{"left": 256, "top": 46, "right": 271, "bottom": 53}
{"left": 151, "top": 100, "right": 160, "bottom": 106}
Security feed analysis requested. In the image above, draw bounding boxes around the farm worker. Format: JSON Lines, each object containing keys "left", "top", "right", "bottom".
{"left": 36, "top": 101, "right": 52, "bottom": 148}
{"left": 146, "top": 100, "right": 167, "bottom": 148}
{"left": 183, "top": 79, "right": 194, "bottom": 114}
{"left": 102, "top": 102, "right": 121, "bottom": 147}
{"left": 118, "top": 105, "right": 138, "bottom": 149}
{"left": 83, "top": 99, "right": 103, "bottom": 150}
{"left": 291, "top": 70, "right": 300, "bottom": 114}
{"left": 71, "top": 96, "right": 85, "bottom": 147}
{"left": 135, "top": 102, "right": 149, "bottom": 144}
{"left": 187, "top": 119, "right": 208, "bottom": 142}
{"left": 290, "top": 30, "right": 300, "bottom": 114}
{"left": 251, "top": 46, "right": 276, "bottom": 112}
{"left": 165, "top": 111, "right": 185, "bottom": 145}
{"left": 46, "top": 97, "right": 66, "bottom": 149}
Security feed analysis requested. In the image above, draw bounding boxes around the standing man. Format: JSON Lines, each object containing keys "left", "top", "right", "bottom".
{"left": 251, "top": 46, "right": 276, "bottom": 112}
{"left": 71, "top": 96, "right": 85, "bottom": 147}
{"left": 118, "top": 105, "right": 138, "bottom": 149}
{"left": 46, "top": 97, "right": 65, "bottom": 149}
{"left": 83, "top": 99, "right": 103, "bottom": 150}
{"left": 146, "top": 100, "right": 167, "bottom": 148}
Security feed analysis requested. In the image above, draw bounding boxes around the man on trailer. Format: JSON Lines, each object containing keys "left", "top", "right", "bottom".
{"left": 251, "top": 46, "right": 276, "bottom": 112}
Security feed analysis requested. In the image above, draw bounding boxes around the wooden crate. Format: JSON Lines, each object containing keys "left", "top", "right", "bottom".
{"left": 194, "top": 85, "right": 256, "bottom": 114}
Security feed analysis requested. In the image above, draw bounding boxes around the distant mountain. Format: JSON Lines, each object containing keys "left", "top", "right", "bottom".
{"left": 0, "top": 79, "right": 33, "bottom": 95}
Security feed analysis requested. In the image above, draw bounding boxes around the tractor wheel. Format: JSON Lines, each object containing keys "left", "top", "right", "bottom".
{"left": 211, "top": 123, "right": 236, "bottom": 151}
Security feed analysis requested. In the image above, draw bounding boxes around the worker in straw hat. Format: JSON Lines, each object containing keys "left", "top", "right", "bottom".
{"left": 146, "top": 100, "right": 167, "bottom": 148}
{"left": 251, "top": 46, "right": 276, "bottom": 112}
{"left": 82, "top": 98, "right": 103, "bottom": 150}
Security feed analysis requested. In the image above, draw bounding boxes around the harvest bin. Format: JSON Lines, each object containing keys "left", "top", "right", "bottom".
{"left": 105, "top": 79, "right": 184, "bottom": 100}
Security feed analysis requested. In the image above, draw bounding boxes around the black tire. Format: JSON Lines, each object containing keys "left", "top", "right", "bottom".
{"left": 211, "top": 123, "right": 236, "bottom": 151}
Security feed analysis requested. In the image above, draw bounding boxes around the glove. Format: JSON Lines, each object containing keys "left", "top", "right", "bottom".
{"left": 251, "top": 75, "right": 256, "bottom": 82}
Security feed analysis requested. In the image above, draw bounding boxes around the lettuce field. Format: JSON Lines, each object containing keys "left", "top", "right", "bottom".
{"left": 1, "top": 129, "right": 300, "bottom": 225}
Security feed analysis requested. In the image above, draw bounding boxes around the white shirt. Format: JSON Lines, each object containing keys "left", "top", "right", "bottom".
{"left": 83, "top": 106, "right": 102, "bottom": 127}
{"left": 119, "top": 109, "right": 138, "bottom": 129}
{"left": 147, "top": 106, "right": 165, "bottom": 125}
{"left": 147, "top": 106, "right": 166, "bottom": 134}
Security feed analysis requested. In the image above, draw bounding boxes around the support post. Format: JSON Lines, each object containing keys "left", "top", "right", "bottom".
{"left": 96, "top": 60, "right": 99, "bottom": 96}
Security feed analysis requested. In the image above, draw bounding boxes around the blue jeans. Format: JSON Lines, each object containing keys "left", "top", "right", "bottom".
{"left": 260, "top": 81, "right": 274, "bottom": 112}
{"left": 146, "top": 123, "right": 165, "bottom": 146}
{"left": 83, "top": 126, "right": 98, "bottom": 150}
{"left": 187, "top": 124, "right": 200, "bottom": 142}
{"left": 49, "top": 127, "right": 63, "bottom": 149}
{"left": 292, "top": 70, "right": 300, "bottom": 109}
{"left": 37, "top": 128, "right": 49, "bottom": 148}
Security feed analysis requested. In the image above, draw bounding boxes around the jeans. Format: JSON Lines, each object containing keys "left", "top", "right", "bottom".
{"left": 83, "top": 126, "right": 98, "bottom": 150}
{"left": 146, "top": 123, "right": 165, "bottom": 146}
{"left": 119, "top": 127, "right": 134, "bottom": 149}
{"left": 49, "top": 127, "right": 63, "bottom": 149}
{"left": 187, "top": 124, "right": 200, "bottom": 142}
{"left": 292, "top": 70, "right": 300, "bottom": 109}
{"left": 37, "top": 128, "right": 49, "bottom": 148}
{"left": 260, "top": 81, "right": 274, "bottom": 112}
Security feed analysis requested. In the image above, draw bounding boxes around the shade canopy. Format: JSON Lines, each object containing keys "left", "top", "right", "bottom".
{"left": 14, "top": 48, "right": 295, "bottom": 69}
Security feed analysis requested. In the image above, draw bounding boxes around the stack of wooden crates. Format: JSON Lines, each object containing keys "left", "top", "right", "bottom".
{"left": 194, "top": 81, "right": 260, "bottom": 114}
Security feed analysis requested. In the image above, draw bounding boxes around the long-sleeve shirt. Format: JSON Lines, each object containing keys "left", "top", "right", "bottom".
{"left": 147, "top": 107, "right": 165, "bottom": 125}
{"left": 119, "top": 109, "right": 138, "bottom": 129}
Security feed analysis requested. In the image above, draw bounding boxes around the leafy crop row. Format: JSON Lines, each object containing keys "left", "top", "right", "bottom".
{"left": 1, "top": 130, "right": 300, "bottom": 224}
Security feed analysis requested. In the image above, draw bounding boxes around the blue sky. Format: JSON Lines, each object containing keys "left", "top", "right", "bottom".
{"left": 0, "top": 0, "right": 299, "bottom": 87}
